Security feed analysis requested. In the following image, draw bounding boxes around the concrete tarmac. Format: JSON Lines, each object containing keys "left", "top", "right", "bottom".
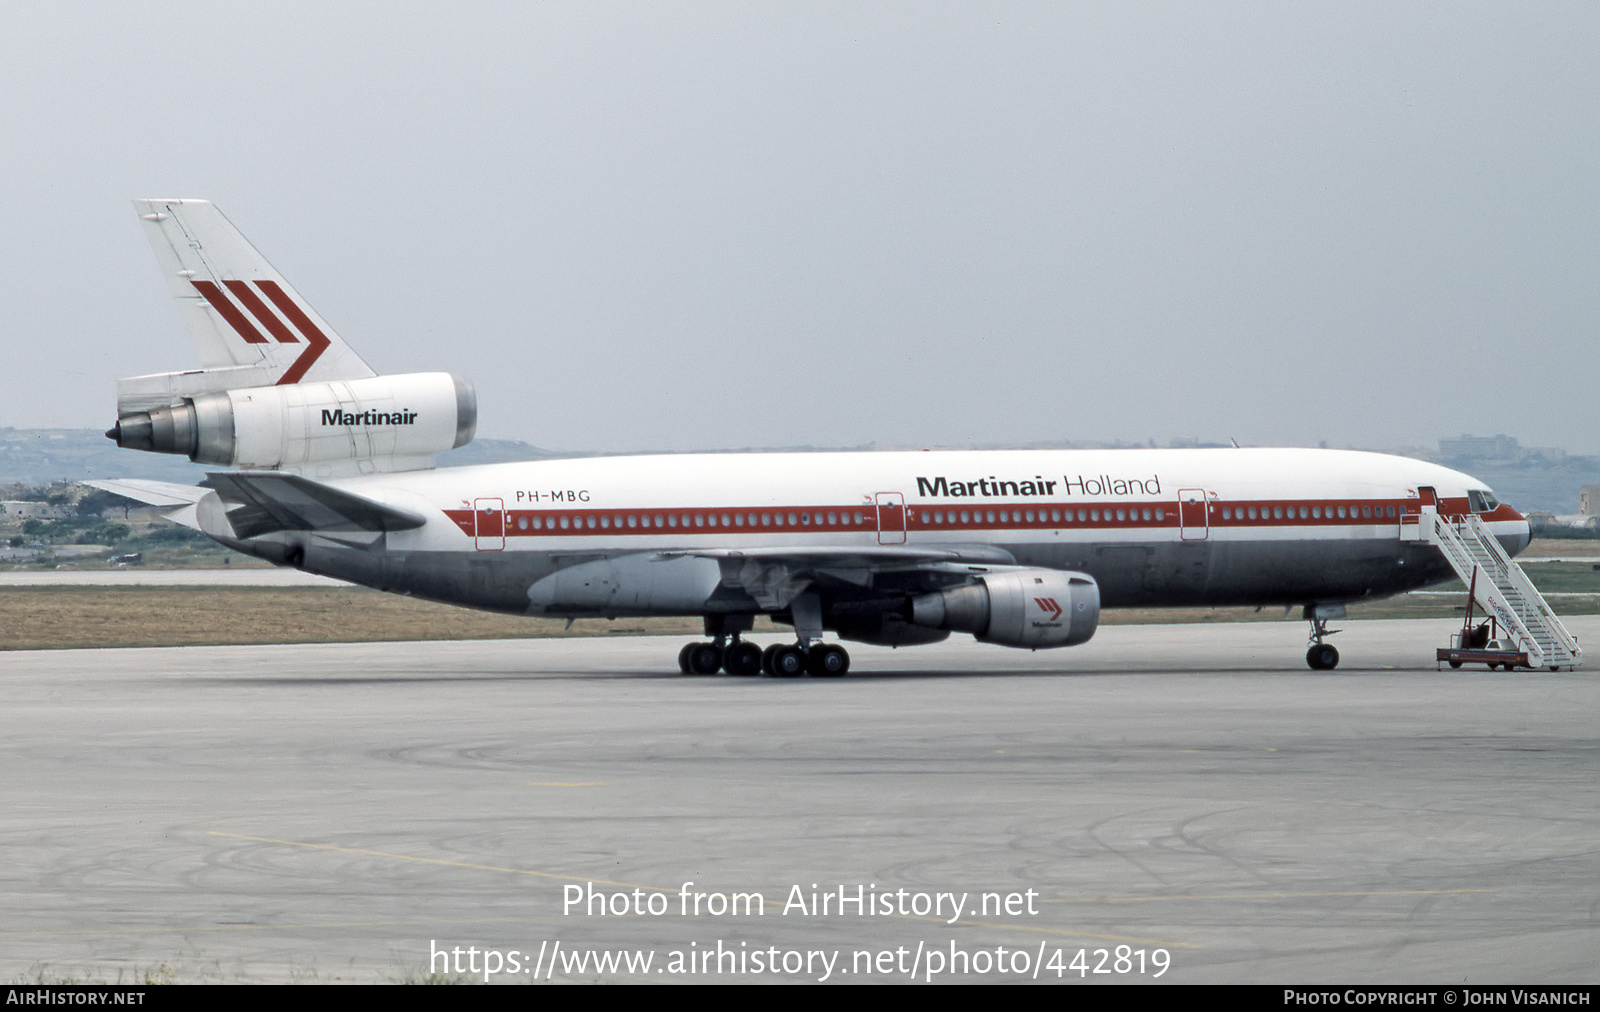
{"left": 1, "top": 617, "right": 1596, "bottom": 984}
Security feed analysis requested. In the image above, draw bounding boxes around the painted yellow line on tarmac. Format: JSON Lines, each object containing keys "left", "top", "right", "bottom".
{"left": 209, "top": 832, "right": 644, "bottom": 890}
{"left": 1, "top": 917, "right": 553, "bottom": 938}
{"left": 1046, "top": 888, "right": 1494, "bottom": 903}
{"left": 525, "top": 781, "right": 609, "bottom": 787}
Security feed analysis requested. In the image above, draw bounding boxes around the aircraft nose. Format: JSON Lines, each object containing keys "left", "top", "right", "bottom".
{"left": 1501, "top": 506, "right": 1531, "bottom": 557}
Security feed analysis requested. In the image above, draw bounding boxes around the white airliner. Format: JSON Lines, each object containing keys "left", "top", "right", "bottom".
{"left": 98, "top": 200, "right": 1539, "bottom": 675}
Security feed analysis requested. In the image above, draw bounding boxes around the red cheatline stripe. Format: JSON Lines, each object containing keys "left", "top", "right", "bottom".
{"left": 255, "top": 279, "right": 331, "bottom": 384}
{"left": 222, "top": 280, "right": 299, "bottom": 344}
{"left": 439, "top": 496, "right": 1504, "bottom": 538}
{"left": 191, "top": 281, "right": 269, "bottom": 344}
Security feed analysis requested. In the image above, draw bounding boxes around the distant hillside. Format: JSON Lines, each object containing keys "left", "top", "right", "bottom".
{"left": 4, "top": 427, "right": 1596, "bottom": 515}
{"left": 0, "top": 428, "right": 560, "bottom": 486}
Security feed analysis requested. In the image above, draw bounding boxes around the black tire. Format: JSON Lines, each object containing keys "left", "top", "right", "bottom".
{"left": 678, "top": 643, "right": 694, "bottom": 674}
{"left": 771, "top": 646, "right": 807, "bottom": 678}
{"left": 1448, "top": 659, "right": 1463, "bottom": 669}
{"left": 761, "top": 644, "right": 781, "bottom": 675}
{"left": 725, "top": 641, "right": 762, "bottom": 676}
{"left": 808, "top": 644, "right": 849, "bottom": 677}
{"left": 1306, "top": 644, "right": 1339, "bottom": 670}
{"left": 689, "top": 643, "right": 723, "bottom": 675}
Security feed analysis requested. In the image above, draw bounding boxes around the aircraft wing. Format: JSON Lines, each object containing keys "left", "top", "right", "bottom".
{"left": 659, "top": 543, "right": 1016, "bottom": 570}
{"left": 650, "top": 543, "right": 1020, "bottom": 613}
{"left": 205, "top": 472, "right": 425, "bottom": 539}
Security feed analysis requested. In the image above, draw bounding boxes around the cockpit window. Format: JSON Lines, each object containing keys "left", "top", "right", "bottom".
{"left": 1467, "top": 490, "right": 1499, "bottom": 513}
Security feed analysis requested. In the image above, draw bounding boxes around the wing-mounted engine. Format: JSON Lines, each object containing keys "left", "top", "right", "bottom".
{"left": 909, "top": 568, "right": 1100, "bottom": 648}
{"left": 108, "top": 371, "right": 476, "bottom": 476}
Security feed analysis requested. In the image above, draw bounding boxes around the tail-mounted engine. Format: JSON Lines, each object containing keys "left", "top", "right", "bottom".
{"left": 108, "top": 372, "right": 475, "bottom": 475}
{"left": 909, "top": 568, "right": 1100, "bottom": 648}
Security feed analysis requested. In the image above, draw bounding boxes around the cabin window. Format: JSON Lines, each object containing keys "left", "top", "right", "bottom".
{"left": 1154, "top": 507, "right": 1164, "bottom": 521}
{"left": 1090, "top": 510, "right": 1100, "bottom": 522}
{"left": 1052, "top": 510, "right": 1062, "bottom": 523}
{"left": 600, "top": 516, "right": 610, "bottom": 528}
{"left": 1311, "top": 507, "right": 1320, "bottom": 519}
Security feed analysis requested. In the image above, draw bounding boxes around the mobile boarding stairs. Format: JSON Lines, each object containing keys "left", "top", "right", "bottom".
{"left": 1402, "top": 506, "right": 1582, "bottom": 671}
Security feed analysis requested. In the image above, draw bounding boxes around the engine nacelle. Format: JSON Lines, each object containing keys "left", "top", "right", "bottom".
{"left": 108, "top": 372, "right": 475, "bottom": 474}
{"left": 909, "top": 568, "right": 1099, "bottom": 649}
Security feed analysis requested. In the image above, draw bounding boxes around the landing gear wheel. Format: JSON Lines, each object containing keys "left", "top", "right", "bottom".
{"left": 770, "top": 645, "right": 807, "bottom": 678}
{"left": 1306, "top": 643, "right": 1339, "bottom": 670}
{"left": 1448, "top": 659, "right": 1463, "bottom": 669}
{"left": 688, "top": 642, "right": 724, "bottom": 675}
{"left": 678, "top": 643, "right": 695, "bottom": 674}
{"left": 724, "top": 641, "right": 762, "bottom": 676}
{"left": 807, "top": 644, "right": 849, "bottom": 677}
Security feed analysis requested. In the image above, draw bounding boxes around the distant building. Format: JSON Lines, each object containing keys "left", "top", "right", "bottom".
{"left": 1439, "top": 434, "right": 1522, "bottom": 461}
{"left": 1581, "top": 485, "right": 1600, "bottom": 518}
{"left": 0, "top": 501, "right": 71, "bottom": 520}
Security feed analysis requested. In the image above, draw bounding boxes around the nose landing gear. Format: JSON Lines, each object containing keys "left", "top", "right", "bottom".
{"left": 1304, "top": 604, "right": 1345, "bottom": 670}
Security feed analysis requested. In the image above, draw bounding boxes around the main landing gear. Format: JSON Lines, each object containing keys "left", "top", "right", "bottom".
{"left": 1304, "top": 604, "right": 1345, "bottom": 670}
{"left": 677, "top": 615, "right": 850, "bottom": 677}
{"left": 677, "top": 639, "right": 851, "bottom": 677}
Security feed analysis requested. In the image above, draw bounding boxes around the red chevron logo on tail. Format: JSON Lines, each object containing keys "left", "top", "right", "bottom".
{"left": 188, "top": 279, "right": 330, "bottom": 384}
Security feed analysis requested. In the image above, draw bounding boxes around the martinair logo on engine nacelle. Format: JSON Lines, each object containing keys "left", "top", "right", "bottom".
{"left": 1033, "top": 597, "right": 1064, "bottom": 622}
{"left": 320, "top": 409, "right": 419, "bottom": 426}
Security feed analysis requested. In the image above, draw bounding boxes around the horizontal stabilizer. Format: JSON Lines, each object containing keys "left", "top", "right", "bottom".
{"left": 83, "top": 478, "right": 209, "bottom": 530}
{"left": 83, "top": 478, "right": 208, "bottom": 509}
{"left": 205, "top": 472, "right": 425, "bottom": 539}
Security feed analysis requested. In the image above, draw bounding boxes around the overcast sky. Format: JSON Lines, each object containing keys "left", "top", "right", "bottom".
{"left": 2, "top": 3, "right": 1595, "bottom": 455}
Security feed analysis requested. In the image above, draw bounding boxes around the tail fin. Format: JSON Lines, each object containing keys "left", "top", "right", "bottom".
{"left": 124, "top": 199, "right": 375, "bottom": 410}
